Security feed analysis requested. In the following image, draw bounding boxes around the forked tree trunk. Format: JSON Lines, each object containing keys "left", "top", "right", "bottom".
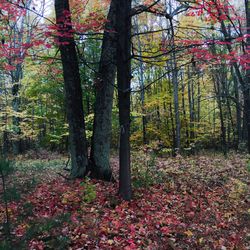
{"left": 116, "top": 0, "right": 132, "bottom": 201}
{"left": 55, "top": 0, "right": 88, "bottom": 178}
{"left": 90, "top": 0, "right": 116, "bottom": 181}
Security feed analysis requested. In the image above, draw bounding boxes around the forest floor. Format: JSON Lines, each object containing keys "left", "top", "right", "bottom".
{"left": 0, "top": 151, "right": 250, "bottom": 249}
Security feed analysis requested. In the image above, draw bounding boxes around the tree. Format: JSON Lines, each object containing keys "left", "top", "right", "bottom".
{"left": 55, "top": 0, "right": 88, "bottom": 178}
{"left": 0, "top": 0, "right": 37, "bottom": 154}
{"left": 90, "top": 0, "right": 116, "bottom": 181}
{"left": 116, "top": 0, "right": 132, "bottom": 200}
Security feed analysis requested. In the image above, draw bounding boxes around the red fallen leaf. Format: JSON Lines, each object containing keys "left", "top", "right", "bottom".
{"left": 125, "top": 239, "right": 137, "bottom": 250}
{"left": 28, "top": 239, "right": 45, "bottom": 250}
{"left": 218, "top": 222, "right": 228, "bottom": 229}
{"left": 14, "top": 223, "right": 28, "bottom": 237}
{"left": 186, "top": 211, "right": 195, "bottom": 218}
{"left": 62, "top": 226, "right": 69, "bottom": 236}
{"left": 129, "top": 224, "right": 136, "bottom": 237}
{"left": 160, "top": 226, "right": 171, "bottom": 235}
{"left": 70, "top": 213, "right": 79, "bottom": 224}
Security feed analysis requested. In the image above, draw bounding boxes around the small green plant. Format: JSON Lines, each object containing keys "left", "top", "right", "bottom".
{"left": 0, "top": 158, "right": 14, "bottom": 237}
{"left": 24, "top": 213, "right": 71, "bottom": 240}
{"left": 0, "top": 240, "right": 12, "bottom": 250}
{"left": 80, "top": 178, "right": 96, "bottom": 203}
{"left": 132, "top": 151, "right": 164, "bottom": 188}
{"left": 247, "top": 161, "right": 250, "bottom": 172}
{"left": 5, "top": 185, "right": 21, "bottom": 202}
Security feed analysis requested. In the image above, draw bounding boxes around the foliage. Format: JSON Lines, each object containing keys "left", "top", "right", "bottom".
{"left": 0, "top": 159, "right": 14, "bottom": 177}
{"left": 131, "top": 151, "right": 164, "bottom": 188}
{"left": 80, "top": 178, "right": 97, "bottom": 203}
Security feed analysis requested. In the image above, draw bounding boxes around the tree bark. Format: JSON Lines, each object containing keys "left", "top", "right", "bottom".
{"left": 169, "top": 19, "right": 181, "bottom": 153}
{"left": 116, "top": 0, "right": 132, "bottom": 201}
{"left": 187, "top": 66, "right": 195, "bottom": 143}
{"left": 90, "top": 0, "right": 116, "bottom": 181}
{"left": 134, "top": 15, "right": 147, "bottom": 144}
{"left": 55, "top": 0, "right": 88, "bottom": 178}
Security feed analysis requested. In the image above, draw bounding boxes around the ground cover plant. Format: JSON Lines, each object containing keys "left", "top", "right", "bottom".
{"left": 0, "top": 152, "right": 249, "bottom": 249}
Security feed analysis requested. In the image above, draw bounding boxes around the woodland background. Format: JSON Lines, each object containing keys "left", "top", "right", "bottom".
{"left": 0, "top": 0, "right": 249, "bottom": 249}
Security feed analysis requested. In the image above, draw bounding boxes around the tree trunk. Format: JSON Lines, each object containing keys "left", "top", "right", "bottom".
{"left": 55, "top": 0, "right": 88, "bottom": 178}
{"left": 169, "top": 19, "right": 180, "bottom": 153}
{"left": 90, "top": 0, "right": 116, "bottom": 181}
{"left": 187, "top": 66, "right": 195, "bottom": 143}
{"left": 134, "top": 15, "right": 147, "bottom": 144}
{"left": 116, "top": 0, "right": 132, "bottom": 201}
{"left": 232, "top": 67, "right": 241, "bottom": 148}
{"left": 11, "top": 73, "right": 22, "bottom": 154}
{"left": 213, "top": 72, "right": 227, "bottom": 155}
{"left": 181, "top": 71, "right": 189, "bottom": 146}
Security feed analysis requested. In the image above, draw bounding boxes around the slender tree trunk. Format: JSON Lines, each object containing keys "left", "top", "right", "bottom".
{"left": 232, "top": 67, "right": 241, "bottom": 148}
{"left": 55, "top": 0, "right": 88, "bottom": 178}
{"left": 116, "top": 0, "right": 132, "bottom": 201}
{"left": 181, "top": 71, "right": 189, "bottom": 146}
{"left": 90, "top": 0, "right": 116, "bottom": 181}
{"left": 168, "top": 79, "right": 176, "bottom": 154}
{"left": 169, "top": 19, "right": 180, "bottom": 153}
{"left": 134, "top": 15, "right": 147, "bottom": 144}
{"left": 197, "top": 78, "right": 201, "bottom": 127}
{"left": 187, "top": 66, "right": 195, "bottom": 143}
{"left": 214, "top": 73, "right": 227, "bottom": 155}
{"left": 11, "top": 72, "right": 22, "bottom": 154}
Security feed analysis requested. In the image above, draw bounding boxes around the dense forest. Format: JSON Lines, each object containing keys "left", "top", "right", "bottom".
{"left": 0, "top": 0, "right": 249, "bottom": 249}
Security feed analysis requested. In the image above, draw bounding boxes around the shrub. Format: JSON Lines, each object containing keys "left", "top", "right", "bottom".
{"left": 80, "top": 178, "right": 96, "bottom": 203}
{"left": 131, "top": 151, "right": 164, "bottom": 188}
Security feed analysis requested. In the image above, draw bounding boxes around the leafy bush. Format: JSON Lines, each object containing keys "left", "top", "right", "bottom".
{"left": 80, "top": 178, "right": 96, "bottom": 203}
{"left": 0, "top": 158, "right": 14, "bottom": 176}
{"left": 0, "top": 240, "right": 12, "bottom": 250}
{"left": 4, "top": 185, "right": 21, "bottom": 202}
{"left": 131, "top": 151, "right": 164, "bottom": 188}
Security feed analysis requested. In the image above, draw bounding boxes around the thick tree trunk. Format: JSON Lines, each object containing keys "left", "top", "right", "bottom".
{"left": 90, "top": 0, "right": 116, "bottom": 181}
{"left": 116, "top": 0, "right": 132, "bottom": 201}
{"left": 55, "top": 0, "right": 88, "bottom": 178}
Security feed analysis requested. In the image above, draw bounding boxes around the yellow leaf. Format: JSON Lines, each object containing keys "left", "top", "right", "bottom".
{"left": 62, "top": 198, "right": 68, "bottom": 204}
{"left": 184, "top": 230, "right": 193, "bottom": 237}
{"left": 198, "top": 238, "right": 203, "bottom": 244}
{"left": 108, "top": 240, "right": 114, "bottom": 245}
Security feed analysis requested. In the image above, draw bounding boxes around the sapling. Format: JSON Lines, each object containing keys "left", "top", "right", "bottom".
{"left": 0, "top": 159, "right": 14, "bottom": 237}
